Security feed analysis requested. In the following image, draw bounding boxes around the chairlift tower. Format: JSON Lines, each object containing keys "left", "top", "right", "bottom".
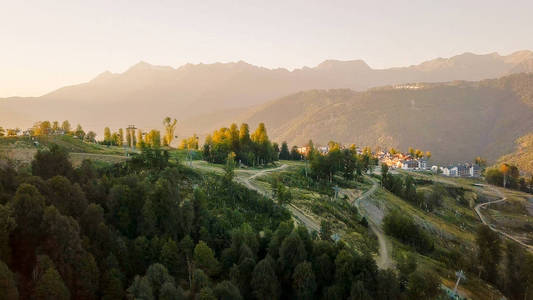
{"left": 453, "top": 270, "right": 466, "bottom": 297}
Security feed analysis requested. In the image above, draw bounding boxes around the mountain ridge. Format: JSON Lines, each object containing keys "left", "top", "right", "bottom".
{"left": 1, "top": 51, "right": 533, "bottom": 167}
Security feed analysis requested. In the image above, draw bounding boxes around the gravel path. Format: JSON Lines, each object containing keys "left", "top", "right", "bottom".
{"left": 343, "top": 174, "right": 393, "bottom": 269}
{"left": 474, "top": 185, "right": 533, "bottom": 251}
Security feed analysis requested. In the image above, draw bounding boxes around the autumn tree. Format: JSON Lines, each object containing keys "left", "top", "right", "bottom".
{"left": 61, "top": 120, "right": 71, "bottom": 133}
{"left": 117, "top": 128, "right": 124, "bottom": 146}
{"left": 104, "top": 127, "right": 112, "bottom": 144}
{"left": 163, "top": 117, "right": 178, "bottom": 146}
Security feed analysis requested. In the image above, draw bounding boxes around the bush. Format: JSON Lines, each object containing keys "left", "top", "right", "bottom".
{"left": 383, "top": 211, "right": 434, "bottom": 253}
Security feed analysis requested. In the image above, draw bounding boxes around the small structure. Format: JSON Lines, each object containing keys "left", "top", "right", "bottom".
{"left": 401, "top": 160, "right": 419, "bottom": 170}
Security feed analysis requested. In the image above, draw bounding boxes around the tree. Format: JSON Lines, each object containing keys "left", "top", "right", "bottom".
{"left": 500, "top": 164, "right": 510, "bottom": 188}
{"left": 146, "top": 130, "right": 161, "bottom": 148}
{"left": 213, "top": 281, "right": 243, "bottom": 300}
{"left": 406, "top": 270, "right": 440, "bottom": 299}
{"left": 84, "top": 131, "right": 96, "bottom": 143}
{"left": 476, "top": 224, "right": 501, "bottom": 284}
{"left": 194, "top": 241, "right": 220, "bottom": 276}
{"left": 425, "top": 151, "right": 431, "bottom": 160}
{"left": 292, "top": 261, "right": 316, "bottom": 299}
{"left": 0, "top": 260, "right": 18, "bottom": 300}
{"left": 271, "top": 176, "right": 292, "bottom": 206}
{"left": 146, "top": 263, "right": 173, "bottom": 297}
{"left": 163, "top": 117, "right": 178, "bottom": 146}
{"left": 11, "top": 184, "right": 45, "bottom": 236}
{"left": 474, "top": 157, "right": 487, "bottom": 168}
{"left": 251, "top": 256, "right": 280, "bottom": 300}
{"left": 47, "top": 176, "right": 88, "bottom": 218}
{"left": 136, "top": 129, "right": 144, "bottom": 148}
{"left": 127, "top": 275, "right": 153, "bottom": 300}
{"left": 34, "top": 266, "right": 70, "bottom": 300}
{"left": 320, "top": 220, "right": 332, "bottom": 241}
{"left": 117, "top": 128, "right": 124, "bottom": 146}
{"left": 101, "top": 269, "right": 124, "bottom": 300}
{"left": 52, "top": 121, "right": 60, "bottom": 133}
{"left": 74, "top": 124, "right": 85, "bottom": 140}
{"left": 0, "top": 204, "right": 16, "bottom": 263}
{"left": 160, "top": 281, "right": 184, "bottom": 300}
{"left": 34, "top": 121, "right": 52, "bottom": 136}
{"left": 61, "top": 120, "right": 71, "bottom": 133}
{"left": 103, "top": 127, "right": 112, "bottom": 144}
{"left": 32, "top": 144, "right": 73, "bottom": 180}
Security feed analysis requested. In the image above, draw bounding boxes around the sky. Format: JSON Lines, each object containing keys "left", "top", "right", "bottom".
{"left": 1, "top": 0, "right": 533, "bottom": 97}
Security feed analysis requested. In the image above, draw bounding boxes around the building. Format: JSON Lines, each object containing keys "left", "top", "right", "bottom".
{"left": 441, "top": 163, "right": 481, "bottom": 177}
{"left": 469, "top": 164, "right": 481, "bottom": 177}
{"left": 401, "top": 160, "right": 419, "bottom": 170}
{"left": 317, "top": 146, "right": 329, "bottom": 155}
{"left": 296, "top": 146, "right": 310, "bottom": 156}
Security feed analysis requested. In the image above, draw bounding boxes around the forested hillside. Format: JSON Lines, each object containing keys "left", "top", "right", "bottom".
{"left": 241, "top": 73, "right": 533, "bottom": 164}
{"left": 0, "top": 144, "right": 413, "bottom": 299}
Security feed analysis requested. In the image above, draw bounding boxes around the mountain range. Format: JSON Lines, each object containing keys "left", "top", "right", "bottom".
{"left": 2, "top": 51, "right": 533, "bottom": 167}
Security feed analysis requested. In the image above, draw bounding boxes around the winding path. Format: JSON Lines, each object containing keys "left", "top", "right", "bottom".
{"left": 474, "top": 185, "right": 533, "bottom": 250}
{"left": 342, "top": 174, "right": 393, "bottom": 269}
{"left": 235, "top": 164, "right": 321, "bottom": 232}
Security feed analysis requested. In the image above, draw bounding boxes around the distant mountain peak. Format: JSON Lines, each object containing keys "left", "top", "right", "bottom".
{"left": 316, "top": 59, "right": 371, "bottom": 71}
{"left": 91, "top": 70, "right": 116, "bottom": 82}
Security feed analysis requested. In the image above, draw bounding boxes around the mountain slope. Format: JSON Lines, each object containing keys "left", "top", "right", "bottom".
{"left": 1, "top": 51, "right": 533, "bottom": 134}
{"left": 240, "top": 73, "right": 533, "bottom": 165}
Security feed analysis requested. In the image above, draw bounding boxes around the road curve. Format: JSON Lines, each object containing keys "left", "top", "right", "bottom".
{"left": 344, "top": 175, "right": 393, "bottom": 269}
{"left": 236, "top": 164, "right": 321, "bottom": 233}
{"left": 474, "top": 185, "right": 533, "bottom": 251}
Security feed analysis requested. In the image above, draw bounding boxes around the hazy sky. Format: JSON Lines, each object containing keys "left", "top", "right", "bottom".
{"left": 2, "top": 0, "right": 532, "bottom": 97}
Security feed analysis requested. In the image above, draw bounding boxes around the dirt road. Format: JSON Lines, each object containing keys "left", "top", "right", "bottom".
{"left": 474, "top": 185, "right": 533, "bottom": 251}
{"left": 235, "top": 164, "right": 321, "bottom": 232}
{"left": 343, "top": 175, "right": 393, "bottom": 269}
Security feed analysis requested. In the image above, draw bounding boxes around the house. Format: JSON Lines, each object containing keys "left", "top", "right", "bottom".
{"left": 317, "top": 146, "right": 329, "bottom": 155}
{"left": 469, "top": 164, "right": 481, "bottom": 177}
{"left": 418, "top": 159, "right": 428, "bottom": 170}
{"left": 457, "top": 164, "right": 469, "bottom": 177}
{"left": 441, "top": 163, "right": 480, "bottom": 177}
{"left": 296, "top": 146, "right": 310, "bottom": 156}
{"left": 441, "top": 166, "right": 458, "bottom": 176}
{"left": 401, "top": 160, "right": 419, "bottom": 170}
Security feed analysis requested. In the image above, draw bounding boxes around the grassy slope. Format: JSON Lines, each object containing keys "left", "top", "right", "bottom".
{"left": 0, "top": 135, "right": 128, "bottom": 166}
{"left": 378, "top": 172, "right": 508, "bottom": 299}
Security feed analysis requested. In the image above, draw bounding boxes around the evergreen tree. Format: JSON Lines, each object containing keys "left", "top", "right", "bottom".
{"left": 476, "top": 224, "right": 501, "bottom": 284}
{"left": 251, "top": 256, "right": 280, "bottom": 300}
{"left": 34, "top": 266, "right": 70, "bottom": 300}
{"left": 292, "top": 261, "right": 316, "bottom": 299}
{"left": 279, "top": 142, "right": 290, "bottom": 160}
{"left": 0, "top": 260, "right": 18, "bottom": 300}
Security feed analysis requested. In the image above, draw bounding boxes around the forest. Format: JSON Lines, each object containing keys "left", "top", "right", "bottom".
{"left": 0, "top": 143, "right": 442, "bottom": 300}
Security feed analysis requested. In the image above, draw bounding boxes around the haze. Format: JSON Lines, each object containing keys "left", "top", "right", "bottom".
{"left": 2, "top": 0, "right": 533, "bottom": 97}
